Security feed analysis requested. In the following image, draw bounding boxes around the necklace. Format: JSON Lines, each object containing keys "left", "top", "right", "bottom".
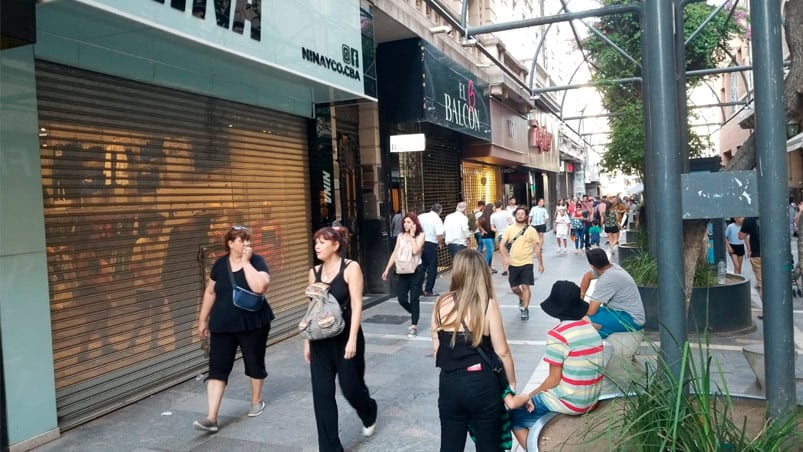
{"left": 320, "top": 258, "right": 341, "bottom": 282}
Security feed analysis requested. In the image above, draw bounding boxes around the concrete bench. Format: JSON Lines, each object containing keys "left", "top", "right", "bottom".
{"left": 601, "top": 330, "right": 645, "bottom": 393}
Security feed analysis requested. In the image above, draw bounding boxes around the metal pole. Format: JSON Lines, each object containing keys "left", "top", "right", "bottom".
{"left": 643, "top": 0, "right": 687, "bottom": 378}
{"left": 749, "top": 0, "right": 796, "bottom": 421}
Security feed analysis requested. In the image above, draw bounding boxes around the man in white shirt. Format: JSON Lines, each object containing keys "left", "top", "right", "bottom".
{"left": 490, "top": 200, "right": 514, "bottom": 275}
{"left": 506, "top": 197, "right": 518, "bottom": 214}
{"left": 443, "top": 202, "right": 470, "bottom": 257}
{"left": 418, "top": 203, "right": 444, "bottom": 297}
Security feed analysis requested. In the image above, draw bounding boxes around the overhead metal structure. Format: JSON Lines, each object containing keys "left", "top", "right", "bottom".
{"left": 422, "top": 0, "right": 796, "bottom": 423}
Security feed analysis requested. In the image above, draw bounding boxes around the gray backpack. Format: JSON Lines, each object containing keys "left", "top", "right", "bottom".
{"left": 298, "top": 281, "right": 345, "bottom": 340}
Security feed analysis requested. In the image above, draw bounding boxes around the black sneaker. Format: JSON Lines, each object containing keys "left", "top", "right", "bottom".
{"left": 520, "top": 308, "right": 529, "bottom": 320}
{"left": 501, "top": 271, "right": 508, "bottom": 276}
{"left": 491, "top": 268, "right": 498, "bottom": 274}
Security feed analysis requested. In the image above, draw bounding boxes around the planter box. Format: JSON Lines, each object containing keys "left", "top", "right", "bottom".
{"left": 616, "top": 242, "right": 640, "bottom": 265}
{"left": 638, "top": 274, "right": 754, "bottom": 334}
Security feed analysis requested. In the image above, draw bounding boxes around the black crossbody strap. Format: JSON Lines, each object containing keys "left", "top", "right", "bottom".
{"left": 460, "top": 320, "right": 496, "bottom": 370}
{"left": 226, "top": 258, "right": 237, "bottom": 288}
{"left": 507, "top": 226, "right": 527, "bottom": 249}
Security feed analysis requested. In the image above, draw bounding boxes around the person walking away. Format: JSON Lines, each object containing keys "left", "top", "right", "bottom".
{"left": 579, "top": 248, "right": 645, "bottom": 338}
{"left": 444, "top": 202, "right": 471, "bottom": 257}
{"left": 382, "top": 213, "right": 425, "bottom": 338}
{"left": 499, "top": 207, "right": 544, "bottom": 321}
{"left": 490, "top": 200, "right": 513, "bottom": 276}
{"left": 602, "top": 198, "right": 620, "bottom": 255}
{"left": 553, "top": 206, "right": 571, "bottom": 254}
{"left": 431, "top": 249, "right": 517, "bottom": 452}
{"left": 473, "top": 201, "right": 486, "bottom": 254}
{"left": 305, "top": 226, "right": 378, "bottom": 451}
{"left": 738, "top": 217, "right": 763, "bottom": 318}
{"left": 194, "top": 226, "right": 274, "bottom": 433}
{"left": 419, "top": 204, "right": 445, "bottom": 297}
{"left": 528, "top": 198, "right": 549, "bottom": 253}
{"left": 506, "top": 281, "right": 604, "bottom": 449}
{"left": 589, "top": 220, "right": 602, "bottom": 249}
{"left": 478, "top": 204, "right": 496, "bottom": 272}
{"left": 725, "top": 217, "right": 747, "bottom": 275}
{"left": 390, "top": 210, "right": 403, "bottom": 245}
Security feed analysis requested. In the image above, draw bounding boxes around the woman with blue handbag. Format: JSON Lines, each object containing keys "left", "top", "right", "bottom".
{"left": 194, "top": 226, "right": 274, "bottom": 433}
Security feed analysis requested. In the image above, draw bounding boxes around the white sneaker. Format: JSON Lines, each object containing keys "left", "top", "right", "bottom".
{"left": 363, "top": 420, "right": 377, "bottom": 437}
{"left": 407, "top": 325, "right": 417, "bottom": 338}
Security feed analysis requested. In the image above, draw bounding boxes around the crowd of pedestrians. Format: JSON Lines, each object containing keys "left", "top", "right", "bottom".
{"left": 193, "top": 194, "right": 655, "bottom": 451}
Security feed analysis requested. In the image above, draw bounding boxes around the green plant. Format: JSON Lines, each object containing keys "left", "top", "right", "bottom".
{"left": 563, "top": 333, "right": 803, "bottom": 451}
{"left": 605, "top": 340, "right": 801, "bottom": 451}
{"left": 621, "top": 250, "right": 716, "bottom": 287}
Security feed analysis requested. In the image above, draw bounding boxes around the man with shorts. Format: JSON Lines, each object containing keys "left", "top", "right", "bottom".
{"left": 500, "top": 206, "right": 544, "bottom": 320}
{"left": 579, "top": 248, "right": 645, "bottom": 337}
{"left": 528, "top": 198, "right": 549, "bottom": 253}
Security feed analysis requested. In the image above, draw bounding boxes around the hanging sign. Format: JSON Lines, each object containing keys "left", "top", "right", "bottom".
{"left": 390, "top": 133, "right": 426, "bottom": 153}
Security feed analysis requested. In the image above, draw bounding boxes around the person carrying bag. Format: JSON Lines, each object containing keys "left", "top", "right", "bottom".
{"left": 381, "top": 213, "right": 425, "bottom": 338}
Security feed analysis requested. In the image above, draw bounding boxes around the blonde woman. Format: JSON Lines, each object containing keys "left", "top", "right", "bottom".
{"left": 431, "top": 249, "right": 516, "bottom": 451}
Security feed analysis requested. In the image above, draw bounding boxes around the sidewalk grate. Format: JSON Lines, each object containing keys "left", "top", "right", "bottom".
{"left": 363, "top": 314, "right": 409, "bottom": 324}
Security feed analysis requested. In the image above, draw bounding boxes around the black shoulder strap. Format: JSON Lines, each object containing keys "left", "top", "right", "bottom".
{"left": 508, "top": 226, "right": 527, "bottom": 248}
{"left": 226, "top": 258, "right": 237, "bottom": 288}
{"left": 314, "top": 264, "right": 323, "bottom": 282}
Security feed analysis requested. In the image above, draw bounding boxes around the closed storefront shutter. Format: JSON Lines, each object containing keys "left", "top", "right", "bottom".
{"left": 395, "top": 124, "right": 460, "bottom": 269}
{"left": 36, "top": 61, "right": 311, "bottom": 429}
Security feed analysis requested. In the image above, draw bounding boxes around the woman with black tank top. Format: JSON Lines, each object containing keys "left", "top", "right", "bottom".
{"left": 304, "top": 226, "right": 378, "bottom": 451}
{"left": 431, "top": 249, "right": 517, "bottom": 451}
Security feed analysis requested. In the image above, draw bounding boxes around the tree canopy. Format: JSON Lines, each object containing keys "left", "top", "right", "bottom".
{"left": 581, "top": 0, "right": 746, "bottom": 179}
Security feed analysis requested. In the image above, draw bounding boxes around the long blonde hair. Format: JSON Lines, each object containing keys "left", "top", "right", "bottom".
{"left": 435, "top": 249, "right": 495, "bottom": 348}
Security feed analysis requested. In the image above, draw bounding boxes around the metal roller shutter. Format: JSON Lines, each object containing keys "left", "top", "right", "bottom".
{"left": 36, "top": 61, "right": 311, "bottom": 429}
{"left": 396, "top": 124, "right": 460, "bottom": 269}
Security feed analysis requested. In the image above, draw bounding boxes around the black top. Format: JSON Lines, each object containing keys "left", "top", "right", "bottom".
{"left": 314, "top": 259, "right": 353, "bottom": 316}
{"left": 740, "top": 217, "right": 761, "bottom": 258}
{"left": 209, "top": 254, "right": 274, "bottom": 333}
{"left": 435, "top": 331, "right": 492, "bottom": 372}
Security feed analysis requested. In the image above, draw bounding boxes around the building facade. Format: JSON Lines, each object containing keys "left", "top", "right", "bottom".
{"left": 1, "top": 1, "right": 375, "bottom": 449}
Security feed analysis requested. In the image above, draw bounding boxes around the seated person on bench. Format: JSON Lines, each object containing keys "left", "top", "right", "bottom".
{"left": 579, "top": 248, "right": 646, "bottom": 338}
{"left": 505, "top": 281, "right": 604, "bottom": 450}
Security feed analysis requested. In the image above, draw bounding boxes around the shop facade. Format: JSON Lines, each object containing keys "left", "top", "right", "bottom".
{"left": 377, "top": 38, "right": 491, "bottom": 270}
{"left": 1, "top": 0, "right": 374, "bottom": 448}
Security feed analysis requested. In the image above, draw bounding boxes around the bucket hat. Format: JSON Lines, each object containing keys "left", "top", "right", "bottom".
{"left": 540, "top": 280, "right": 589, "bottom": 321}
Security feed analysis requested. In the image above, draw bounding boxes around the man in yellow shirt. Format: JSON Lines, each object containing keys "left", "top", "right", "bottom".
{"left": 500, "top": 207, "right": 544, "bottom": 320}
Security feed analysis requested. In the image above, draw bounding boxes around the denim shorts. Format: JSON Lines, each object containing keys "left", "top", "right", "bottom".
{"left": 509, "top": 393, "right": 552, "bottom": 431}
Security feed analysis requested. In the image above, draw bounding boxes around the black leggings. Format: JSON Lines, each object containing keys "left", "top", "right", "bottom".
{"left": 207, "top": 326, "right": 270, "bottom": 383}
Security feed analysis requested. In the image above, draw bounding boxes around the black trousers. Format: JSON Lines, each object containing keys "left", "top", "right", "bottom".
{"left": 397, "top": 264, "right": 424, "bottom": 325}
{"left": 309, "top": 326, "right": 377, "bottom": 452}
{"left": 422, "top": 241, "right": 439, "bottom": 292}
{"left": 439, "top": 367, "right": 505, "bottom": 452}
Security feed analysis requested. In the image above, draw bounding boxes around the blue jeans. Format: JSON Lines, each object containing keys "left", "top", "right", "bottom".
{"left": 509, "top": 392, "right": 551, "bottom": 431}
{"left": 397, "top": 264, "right": 424, "bottom": 325}
{"left": 589, "top": 305, "right": 643, "bottom": 338}
{"left": 439, "top": 367, "right": 504, "bottom": 452}
{"left": 480, "top": 238, "right": 494, "bottom": 266}
{"left": 573, "top": 228, "right": 584, "bottom": 249}
{"left": 475, "top": 232, "right": 483, "bottom": 252}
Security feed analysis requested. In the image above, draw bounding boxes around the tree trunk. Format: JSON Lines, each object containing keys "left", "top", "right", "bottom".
{"left": 784, "top": 0, "right": 803, "bottom": 121}
{"left": 678, "top": 0, "right": 803, "bottom": 314}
